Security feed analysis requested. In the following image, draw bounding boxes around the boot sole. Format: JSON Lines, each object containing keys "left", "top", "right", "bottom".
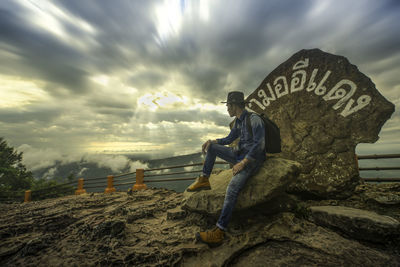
{"left": 195, "top": 233, "right": 222, "bottom": 247}
{"left": 186, "top": 186, "right": 211, "bottom": 192}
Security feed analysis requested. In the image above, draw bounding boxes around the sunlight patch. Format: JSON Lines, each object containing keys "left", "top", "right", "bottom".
{"left": 91, "top": 75, "right": 110, "bottom": 86}
{"left": 88, "top": 141, "right": 166, "bottom": 153}
{"left": 153, "top": 0, "right": 211, "bottom": 45}
{"left": 0, "top": 75, "right": 49, "bottom": 108}
{"left": 154, "top": 0, "right": 183, "bottom": 43}
{"left": 138, "top": 91, "right": 188, "bottom": 111}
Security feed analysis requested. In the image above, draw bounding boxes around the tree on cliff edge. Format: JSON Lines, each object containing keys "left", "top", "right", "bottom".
{"left": 0, "top": 137, "right": 34, "bottom": 192}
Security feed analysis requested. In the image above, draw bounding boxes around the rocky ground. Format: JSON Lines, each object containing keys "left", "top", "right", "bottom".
{"left": 0, "top": 183, "right": 399, "bottom": 266}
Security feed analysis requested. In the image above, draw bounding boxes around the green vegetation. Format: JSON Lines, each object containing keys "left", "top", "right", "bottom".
{"left": 0, "top": 137, "right": 75, "bottom": 202}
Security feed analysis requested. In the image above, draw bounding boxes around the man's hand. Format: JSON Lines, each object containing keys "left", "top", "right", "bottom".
{"left": 202, "top": 140, "right": 216, "bottom": 154}
{"left": 232, "top": 158, "right": 249, "bottom": 176}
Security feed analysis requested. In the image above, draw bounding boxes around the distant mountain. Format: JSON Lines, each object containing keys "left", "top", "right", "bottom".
{"left": 143, "top": 152, "right": 204, "bottom": 169}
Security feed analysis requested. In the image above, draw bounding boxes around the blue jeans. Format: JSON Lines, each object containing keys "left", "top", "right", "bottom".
{"left": 202, "top": 143, "right": 264, "bottom": 231}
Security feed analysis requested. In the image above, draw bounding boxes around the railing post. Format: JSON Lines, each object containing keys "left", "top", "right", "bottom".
{"left": 133, "top": 169, "right": 147, "bottom": 190}
{"left": 24, "top": 190, "right": 31, "bottom": 203}
{"left": 75, "top": 178, "right": 87, "bottom": 195}
{"left": 105, "top": 175, "right": 116, "bottom": 194}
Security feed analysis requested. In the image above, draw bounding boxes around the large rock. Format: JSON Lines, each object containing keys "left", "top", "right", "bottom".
{"left": 182, "top": 213, "right": 399, "bottom": 266}
{"left": 245, "top": 48, "right": 395, "bottom": 199}
{"left": 309, "top": 205, "right": 400, "bottom": 243}
{"left": 183, "top": 157, "right": 301, "bottom": 216}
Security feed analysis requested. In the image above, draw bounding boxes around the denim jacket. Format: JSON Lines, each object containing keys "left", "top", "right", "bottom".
{"left": 217, "top": 109, "right": 266, "bottom": 162}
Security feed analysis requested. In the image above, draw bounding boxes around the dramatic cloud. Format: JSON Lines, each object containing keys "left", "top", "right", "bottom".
{"left": 0, "top": 0, "right": 399, "bottom": 172}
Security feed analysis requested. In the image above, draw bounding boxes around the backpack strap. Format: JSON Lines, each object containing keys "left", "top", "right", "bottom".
{"left": 246, "top": 112, "right": 254, "bottom": 139}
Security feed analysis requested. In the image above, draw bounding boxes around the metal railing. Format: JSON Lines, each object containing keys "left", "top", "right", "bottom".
{"left": 11, "top": 160, "right": 230, "bottom": 202}
{"left": 142, "top": 161, "right": 228, "bottom": 183}
{"left": 357, "top": 154, "right": 400, "bottom": 159}
{"left": 0, "top": 189, "right": 25, "bottom": 203}
{"left": 358, "top": 153, "right": 400, "bottom": 182}
{"left": 0, "top": 180, "right": 76, "bottom": 203}
{"left": 2, "top": 153, "right": 399, "bottom": 203}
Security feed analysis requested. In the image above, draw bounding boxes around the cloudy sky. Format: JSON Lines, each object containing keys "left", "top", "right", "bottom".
{"left": 0, "top": 0, "right": 399, "bottom": 171}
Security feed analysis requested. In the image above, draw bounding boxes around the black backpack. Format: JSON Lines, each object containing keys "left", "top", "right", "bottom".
{"left": 246, "top": 112, "right": 282, "bottom": 153}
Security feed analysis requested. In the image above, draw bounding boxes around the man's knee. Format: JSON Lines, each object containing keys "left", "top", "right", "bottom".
{"left": 208, "top": 143, "right": 215, "bottom": 151}
{"left": 207, "top": 143, "right": 217, "bottom": 153}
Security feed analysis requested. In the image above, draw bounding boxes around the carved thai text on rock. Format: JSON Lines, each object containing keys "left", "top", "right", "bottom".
{"left": 248, "top": 58, "right": 371, "bottom": 117}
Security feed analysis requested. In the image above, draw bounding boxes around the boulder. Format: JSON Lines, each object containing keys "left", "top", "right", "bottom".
{"left": 309, "top": 205, "right": 400, "bottom": 243}
{"left": 183, "top": 157, "right": 301, "bottom": 216}
{"left": 245, "top": 48, "right": 395, "bottom": 199}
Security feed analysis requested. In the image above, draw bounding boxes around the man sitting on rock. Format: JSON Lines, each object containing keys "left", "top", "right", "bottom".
{"left": 187, "top": 91, "right": 266, "bottom": 246}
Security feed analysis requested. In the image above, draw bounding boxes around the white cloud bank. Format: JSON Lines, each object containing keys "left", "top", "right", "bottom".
{"left": 17, "top": 144, "right": 148, "bottom": 174}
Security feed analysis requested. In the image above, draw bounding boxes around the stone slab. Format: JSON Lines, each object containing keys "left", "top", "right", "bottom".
{"left": 310, "top": 205, "right": 400, "bottom": 242}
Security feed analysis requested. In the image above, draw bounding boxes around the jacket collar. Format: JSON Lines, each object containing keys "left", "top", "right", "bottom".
{"left": 237, "top": 109, "right": 248, "bottom": 122}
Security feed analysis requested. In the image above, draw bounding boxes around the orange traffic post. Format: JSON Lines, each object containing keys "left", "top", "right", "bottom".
{"left": 105, "top": 175, "right": 117, "bottom": 194}
{"left": 133, "top": 169, "right": 147, "bottom": 190}
{"left": 24, "top": 190, "right": 32, "bottom": 203}
{"left": 75, "top": 178, "right": 87, "bottom": 195}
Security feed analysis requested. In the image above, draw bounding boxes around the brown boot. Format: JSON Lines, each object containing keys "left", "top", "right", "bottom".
{"left": 186, "top": 175, "right": 211, "bottom": 192}
{"left": 196, "top": 227, "right": 224, "bottom": 247}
